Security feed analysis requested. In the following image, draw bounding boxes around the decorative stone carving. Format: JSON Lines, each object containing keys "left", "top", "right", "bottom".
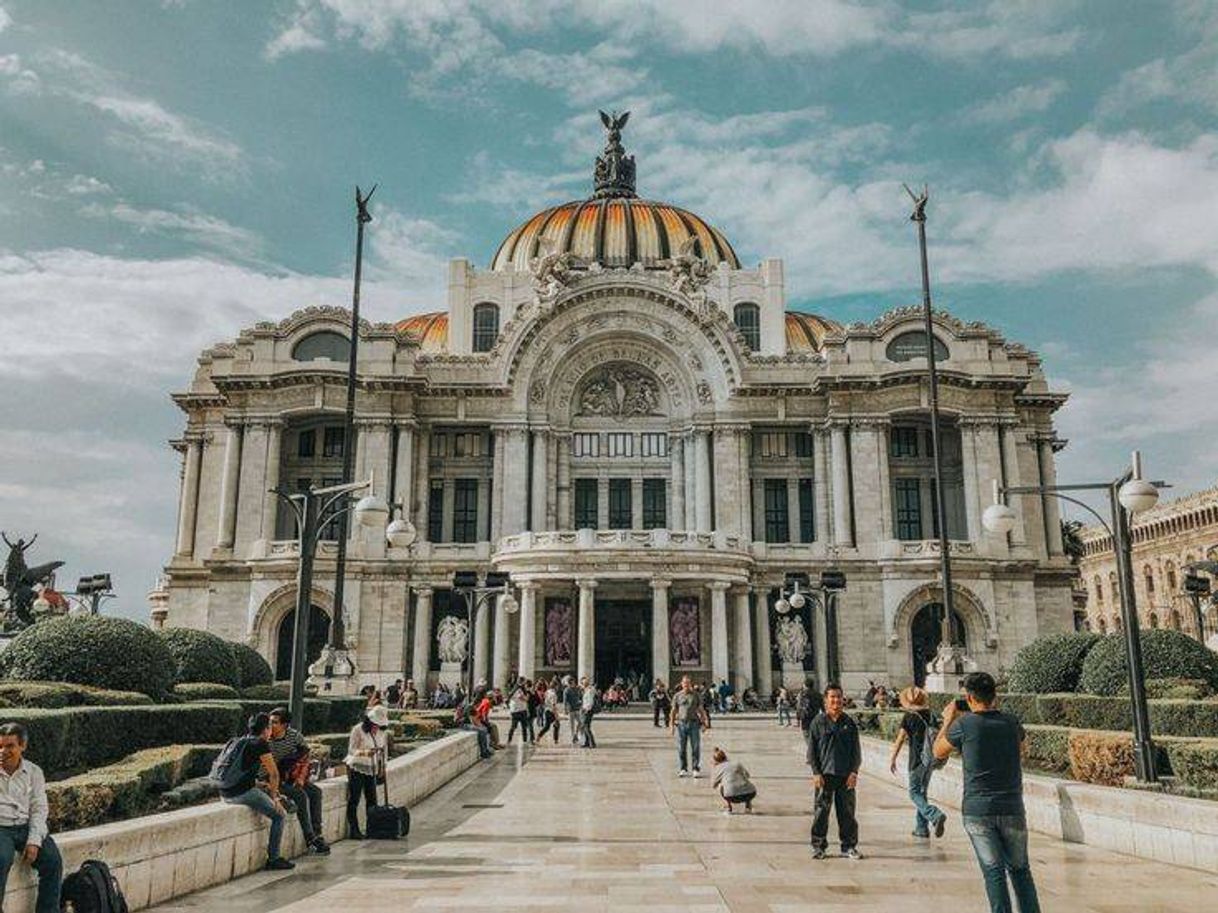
{"left": 436, "top": 614, "right": 470, "bottom": 663}
{"left": 529, "top": 379, "right": 547, "bottom": 405}
{"left": 775, "top": 615, "right": 811, "bottom": 664}
{"left": 696, "top": 380, "right": 713, "bottom": 405}
{"left": 530, "top": 237, "right": 582, "bottom": 311}
{"left": 669, "top": 597, "right": 701, "bottom": 666}
{"left": 544, "top": 598, "right": 574, "bottom": 666}
{"left": 663, "top": 237, "right": 716, "bottom": 321}
{"left": 577, "top": 363, "right": 661, "bottom": 418}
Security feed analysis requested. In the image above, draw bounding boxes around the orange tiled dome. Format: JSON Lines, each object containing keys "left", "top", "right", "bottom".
{"left": 396, "top": 312, "right": 448, "bottom": 352}
{"left": 785, "top": 311, "right": 841, "bottom": 352}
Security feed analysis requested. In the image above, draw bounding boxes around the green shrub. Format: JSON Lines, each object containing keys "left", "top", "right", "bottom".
{"left": 1148, "top": 699, "right": 1218, "bottom": 738}
{"left": 1140, "top": 677, "right": 1213, "bottom": 700}
{"left": 306, "top": 733, "right": 350, "bottom": 763}
{"left": 2, "top": 704, "right": 243, "bottom": 777}
{"left": 208, "top": 699, "right": 331, "bottom": 734}
{"left": 1, "top": 616, "right": 175, "bottom": 698}
{"left": 0, "top": 681, "right": 153, "bottom": 708}
{"left": 390, "top": 716, "right": 444, "bottom": 740}
{"left": 995, "top": 693, "right": 1042, "bottom": 724}
{"left": 1039, "top": 694, "right": 1133, "bottom": 732}
{"left": 1163, "top": 738, "right": 1218, "bottom": 792}
{"left": 877, "top": 711, "right": 904, "bottom": 740}
{"left": 1008, "top": 632, "right": 1102, "bottom": 694}
{"left": 327, "top": 696, "right": 367, "bottom": 732}
{"left": 174, "top": 682, "right": 240, "bottom": 701}
{"left": 1079, "top": 630, "right": 1218, "bottom": 696}
{"left": 1022, "top": 725, "right": 1072, "bottom": 775}
{"left": 240, "top": 684, "right": 290, "bottom": 700}
{"left": 848, "top": 709, "right": 882, "bottom": 732}
{"left": 159, "top": 628, "right": 241, "bottom": 689}
{"left": 228, "top": 642, "right": 273, "bottom": 689}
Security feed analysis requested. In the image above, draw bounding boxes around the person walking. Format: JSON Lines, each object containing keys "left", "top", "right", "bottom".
{"left": 888, "top": 686, "right": 946, "bottom": 840}
{"left": 536, "top": 679, "right": 561, "bottom": 744}
{"left": 649, "top": 680, "right": 671, "bottom": 728}
{"left": 806, "top": 684, "right": 861, "bottom": 860}
{"left": 562, "top": 676, "right": 583, "bottom": 745}
{"left": 506, "top": 682, "right": 532, "bottom": 744}
{"left": 796, "top": 678, "right": 823, "bottom": 739}
{"left": 934, "top": 672, "right": 1041, "bottom": 913}
{"left": 711, "top": 747, "right": 757, "bottom": 814}
{"left": 0, "top": 722, "right": 63, "bottom": 912}
{"left": 669, "top": 675, "right": 710, "bottom": 777}
{"left": 344, "top": 705, "right": 389, "bottom": 839}
{"left": 579, "top": 677, "right": 599, "bottom": 748}
{"left": 775, "top": 686, "right": 792, "bottom": 726}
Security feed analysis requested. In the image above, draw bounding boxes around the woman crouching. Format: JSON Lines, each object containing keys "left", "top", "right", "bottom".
{"left": 711, "top": 747, "right": 757, "bottom": 815}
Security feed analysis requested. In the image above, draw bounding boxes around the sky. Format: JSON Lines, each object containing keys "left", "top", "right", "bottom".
{"left": 1, "top": 1, "right": 1216, "bottom": 621}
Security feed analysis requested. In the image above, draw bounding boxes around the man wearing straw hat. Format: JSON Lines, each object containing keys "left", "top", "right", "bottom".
{"left": 888, "top": 686, "right": 947, "bottom": 839}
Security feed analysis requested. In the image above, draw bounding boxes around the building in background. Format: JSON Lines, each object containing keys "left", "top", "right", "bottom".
{"left": 156, "top": 117, "right": 1076, "bottom": 693}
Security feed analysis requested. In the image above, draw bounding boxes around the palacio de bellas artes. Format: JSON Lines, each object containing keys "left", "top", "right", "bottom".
{"left": 158, "top": 114, "right": 1075, "bottom": 698}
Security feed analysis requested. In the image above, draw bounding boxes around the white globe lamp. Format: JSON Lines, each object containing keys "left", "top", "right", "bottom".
{"left": 774, "top": 597, "right": 791, "bottom": 614}
{"left": 354, "top": 492, "right": 390, "bottom": 528}
{"left": 1118, "top": 452, "right": 1158, "bottom": 514}
{"left": 789, "top": 591, "right": 806, "bottom": 610}
{"left": 982, "top": 479, "right": 1018, "bottom": 536}
{"left": 386, "top": 514, "right": 417, "bottom": 548}
{"left": 501, "top": 592, "right": 520, "bottom": 614}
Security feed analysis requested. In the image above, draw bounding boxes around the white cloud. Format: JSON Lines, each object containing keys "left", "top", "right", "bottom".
{"left": 0, "top": 6, "right": 10, "bottom": 33}
{"left": 264, "top": 1, "right": 328, "bottom": 60}
{"left": 80, "top": 202, "right": 264, "bottom": 259}
{"left": 62, "top": 174, "right": 112, "bottom": 196}
{"left": 0, "top": 53, "right": 41, "bottom": 94}
{"left": 963, "top": 79, "right": 1067, "bottom": 124}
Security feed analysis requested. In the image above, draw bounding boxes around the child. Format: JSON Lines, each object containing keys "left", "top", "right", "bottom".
{"left": 711, "top": 747, "right": 756, "bottom": 814}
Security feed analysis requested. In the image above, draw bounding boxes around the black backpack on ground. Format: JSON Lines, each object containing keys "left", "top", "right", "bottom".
{"left": 61, "top": 859, "right": 129, "bottom": 913}
{"left": 366, "top": 749, "right": 410, "bottom": 840}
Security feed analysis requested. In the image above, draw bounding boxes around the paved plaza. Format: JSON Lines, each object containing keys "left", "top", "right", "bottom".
{"left": 149, "top": 717, "right": 1216, "bottom": 913}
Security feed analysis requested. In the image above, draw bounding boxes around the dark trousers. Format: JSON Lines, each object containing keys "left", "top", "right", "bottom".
{"left": 507, "top": 711, "right": 531, "bottom": 743}
{"left": 0, "top": 825, "right": 62, "bottom": 913}
{"left": 346, "top": 769, "right": 378, "bottom": 835}
{"left": 810, "top": 774, "right": 858, "bottom": 851}
{"left": 537, "top": 710, "right": 560, "bottom": 743}
{"left": 581, "top": 711, "right": 597, "bottom": 747}
{"left": 652, "top": 702, "right": 668, "bottom": 726}
{"left": 281, "top": 780, "right": 323, "bottom": 842}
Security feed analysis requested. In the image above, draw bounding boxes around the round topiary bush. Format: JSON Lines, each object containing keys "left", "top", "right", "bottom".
{"left": 1079, "top": 629, "right": 1218, "bottom": 696}
{"left": 173, "top": 681, "right": 240, "bottom": 700}
{"left": 1007, "top": 632, "right": 1102, "bottom": 694}
{"left": 158, "top": 628, "right": 241, "bottom": 689}
{"left": 228, "top": 642, "right": 273, "bottom": 689}
{"left": 1, "top": 616, "right": 175, "bottom": 698}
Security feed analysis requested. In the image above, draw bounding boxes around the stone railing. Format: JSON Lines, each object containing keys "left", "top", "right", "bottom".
{"left": 3, "top": 731, "right": 480, "bottom": 913}
{"left": 495, "top": 529, "right": 747, "bottom": 553}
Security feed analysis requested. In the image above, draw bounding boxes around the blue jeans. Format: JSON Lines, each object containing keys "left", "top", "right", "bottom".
{"left": 676, "top": 721, "right": 702, "bottom": 771}
{"left": 0, "top": 825, "right": 61, "bottom": 913}
{"left": 963, "top": 814, "right": 1041, "bottom": 913}
{"left": 908, "top": 774, "right": 943, "bottom": 836}
{"left": 777, "top": 705, "right": 792, "bottom": 725}
{"left": 225, "top": 788, "right": 285, "bottom": 861}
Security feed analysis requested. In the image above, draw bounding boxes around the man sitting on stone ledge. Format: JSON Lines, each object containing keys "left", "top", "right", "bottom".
{"left": 219, "top": 713, "right": 294, "bottom": 871}
{"left": 0, "top": 722, "right": 62, "bottom": 913}
{"left": 269, "top": 709, "right": 330, "bottom": 856}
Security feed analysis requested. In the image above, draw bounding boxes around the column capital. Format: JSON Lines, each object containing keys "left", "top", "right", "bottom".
{"left": 650, "top": 577, "right": 673, "bottom": 591}
{"left": 354, "top": 416, "right": 395, "bottom": 430}
{"left": 493, "top": 422, "right": 531, "bottom": 435}
{"left": 708, "top": 580, "right": 732, "bottom": 593}
{"left": 517, "top": 580, "right": 540, "bottom": 592}
{"left": 575, "top": 577, "right": 599, "bottom": 590}
{"left": 393, "top": 418, "right": 419, "bottom": 430}
{"left": 412, "top": 584, "right": 435, "bottom": 597}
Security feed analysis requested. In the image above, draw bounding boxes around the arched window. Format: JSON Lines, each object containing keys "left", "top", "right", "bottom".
{"left": 1098, "top": 617, "right": 1107, "bottom": 634}
{"left": 1166, "top": 563, "right": 1177, "bottom": 591}
{"left": 1170, "top": 610, "right": 1182, "bottom": 631}
{"left": 292, "top": 331, "right": 350, "bottom": 362}
{"left": 1149, "top": 612, "right": 1159, "bottom": 629}
{"left": 1094, "top": 575, "right": 1103, "bottom": 606}
{"left": 733, "top": 302, "right": 761, "bottom": 351}
{"left": 1144, "top": 566, "right": 1155, "bottom": 595}
{"left": 886, "top": 330, "right": 950, "bottom": 362}
{"left": 472, "top": 302, "right": 499, "bottom": 353}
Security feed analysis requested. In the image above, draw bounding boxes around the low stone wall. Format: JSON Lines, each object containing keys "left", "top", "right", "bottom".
{"left": 858, "top": 735, "right": 1218, "bottom": 873}
{"left": 4, "top": 731, "right": 480, "bottom": 912}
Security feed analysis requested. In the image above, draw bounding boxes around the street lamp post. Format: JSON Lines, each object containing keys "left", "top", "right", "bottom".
{"left": 451, "top": 571, "right": 517, "bottom": 697}
{"left": 1182, "top": 569, "right": 1213, "bottom": 645}
{"left": 983, "top": 451, "right": 1165, "bottom": 783}
{"left": 775, "top": 570, "right": 847, "bottom": 686}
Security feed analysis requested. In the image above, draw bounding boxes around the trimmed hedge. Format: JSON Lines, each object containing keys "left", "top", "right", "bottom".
{"left": 1022, "top": 725, "right": 1071, "bottom": 775}
{"left": 0, "top": 681, "right": 153, "bottom": 708}
{"left": 1080, "top": 630, "right": 1218, "bottom": 696}
{"left": 159, "top": 628, "right": 241, "bottom": 689}
{"left": 1, "top": 616, "right": 175, "bottom": 698}
{"left": 1008, "top": 632, "right": 1101, "bottom": 694}
{"left": 1138, "top": 677, "right": 1212, "bottom": 700}
{"left": 228, "top": 642, "right": 273, "bottom": 689}
{"left": 240, "top": 684, "right": 290, "bottom": 700}
{"left": 174, "top": 682, "right": 240, "bottom": 701}
{"left": 327, "top": 696, "right": 367, "bottom": 732}
{"left": 1067, "top": 728, "right": 1135, "bottom": 786}
{"left": 1163, "top": 739, "right": 1218, "bottom": 793}
{"left": 929, "top": 691, "right": 1218, "bottom": 738}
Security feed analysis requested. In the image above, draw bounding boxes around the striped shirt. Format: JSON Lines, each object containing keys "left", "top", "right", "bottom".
{"left": 268, "top": 727, "right": 308, "bottom": 768}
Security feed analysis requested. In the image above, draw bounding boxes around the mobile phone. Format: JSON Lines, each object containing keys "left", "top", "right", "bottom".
{"left": 954, "top": 698, "right": 970, "bottom": 713}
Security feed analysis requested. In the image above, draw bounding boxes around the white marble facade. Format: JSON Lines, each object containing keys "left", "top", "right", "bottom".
{"left": 159, "top": 131, "right": 1076, "bottom": 694}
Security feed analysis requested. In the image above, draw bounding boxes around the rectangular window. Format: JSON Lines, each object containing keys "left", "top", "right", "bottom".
{"left": 574, "top": 478, "right": 598, "bottom": 529}
{"left": 609, "top": 478, "right": 632, "bottom": 528}
{"left": 452, "top": 479, "right": 478, "bottom": 543}
{"left": 891, "top": 427, "right": 919, "bottom": 458}
{"left": 757, "top": 432, "right": 788, "bottom": 459}
{"left": 793, "top": 432, "right": 813, "bottom": 458}
{"left": 642, "top": 478, "right": 667, "bottom": 529}
{"left": 297, "top": 429, "right": 315, "bottom": 458}
{"left": 429, "top": 434, "right": 448, "bottom": 458}
{"left": 320, "top": 476, "right": 343, "bottom": 540}
{"left": 323, "top": 427, "right": 345, "bottom": 458}
{"left": 894, "top": 478, "right": 922, "bottom": 540}
{"left": 453, "top": 433, "right": 468, "bottom": 457}
{"left": 427, "top": 479, "right": 444, "bottom": 542}
{"left": 573, "top": 433, "right": 599, "bottom": 458}
{"left": 607, "top": 433, "right": 633, "bottom": 457}
{"left": 798, "top": 478, "right": 814, "bottom": 543}
{"left": 640, "top": 432, "right": 668, "bottom": 457}
{"left": 764, "top": 479, "right": 789, "bottom": 543}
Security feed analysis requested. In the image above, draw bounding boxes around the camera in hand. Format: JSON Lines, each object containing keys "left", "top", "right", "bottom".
{"left": 954, "top": 697, "right": 970, "bottom": 713}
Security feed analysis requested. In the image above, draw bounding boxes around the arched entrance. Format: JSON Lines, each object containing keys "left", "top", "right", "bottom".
{"left": 275, "top": 605, "right": 331, "bottom": 681}
{"left": 910, "top": 602, "right": 966, "bottom": 687}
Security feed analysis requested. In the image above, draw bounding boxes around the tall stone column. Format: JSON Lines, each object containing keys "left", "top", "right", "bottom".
{"left": 732, "top": 588, "right": 754, "bottom": 695}
{"left": 413, "top": 426, "right": 431, "bottom": 541}
{"left": 1038, "top": 438, "right": 1065, "bottom": 556}
{"left": 474, "top": 597, "right": 491, "bottom": 687}
{"left": 490, "top": 427, "right": 506, "bottom": 542}
{"left": 410, "top": 587, "right": 433, "bottom": 689}
{"left": 753, "top": 590, "right": 772, "bottom": 693}
{"left": 709, "top": 582, "right": 730, "bottom": 684}
{"left": 234, "top": 421, "right": 270, "bottom": 551}
{"left": 555, "top": 434, "right": 572, "bottom": 530}
{"left": 261, "top": 421, "right": 283, "bottom": 542}
{"left": 812, "top": 426, "right": 830, "bottom": 543}
{"left": 713, "top": 427, "right": 745, "bottom": 536}
{"left": 786, "top": 477, "right": 801, "bottom": 543}
{"left": 830, "top": 422, "right": 854, "bottom": 548}
{"left": 737, "top": 429, "right": 753, "bottom": 542}
{"left": 959, "top": 420, "right": 983, "bottom": 543}
{"left": 517, "top": 583, "right": 538, "bottom": 680}
{"left": 694, "top": 429, "right": 711, "bottom": 533}
{"left": 215, "top": 422, "right": 242, "bottom": 550}
{"left": 392, "top": 422, "right": 414, "bottom": 514}
{"left": 174, "top": 436, "right": 203, "bottom": 557}
{"left": 683, "top": 432, "right": 697, "bottom": 530}
{"left": 670, "top": 436, "right": 685, "bottom": 530}
{"left": 577, "top": 578, "right": 597, "bottom": 683}
{"left": 530, "top": 429, "right": 548, "bottom": 532}
{"left": 999, "top": 424, "right": 1027, "bottom": 546}
{"left": 651, "top": 578, "right": 671, "bottom": 687}
{"left": 492, "top": 593, "right": 513, "bottom": 688}
{"left": 874, "top": 423, "right": 893, "bottom": 541}
{"left": 501, "top": 427, "right": 529, "bottom": 536}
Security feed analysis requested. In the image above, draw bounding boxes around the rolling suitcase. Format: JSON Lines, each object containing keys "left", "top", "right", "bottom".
{"left": 366, "top": 749, "right": 410, "bottom": 839}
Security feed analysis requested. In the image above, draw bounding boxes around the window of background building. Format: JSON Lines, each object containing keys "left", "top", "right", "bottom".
{"left": 452, "top": 432, "right": 482, "bottom": 458}
{"left": 885, "top": 330, "right": 949, "bottom": 363}
{"left": 642, "top": 478, "right": 666, "bottom": 529}
{"left": 640, "top": 432, "right": 668, "bottom": 457}
{"left": 430, "top": 434, "right": 448, "bottom": 457}
{"left": 607, "top": 433, "right": 633, "bottom": 457}
{"left": 453, "top": 479, "right": 478, "bottom": 543}
{"left": 573, "top": 433, "right": 599, "bottom": 458}
{"left": 319, "top": 476, "right": 342, "bottom": 539}
{"left": 574, "top": 479, "right": 598, "bottom": 529}
{"left": 1144, "top": 568, "right": 1155, "bottom": 594}
{"left": 890, "top": 427, "right": 919, "bottom": 458}
{"left": 297, "top": 428, "right": 315, "bottom": 458}
{"left": 291, "top": 331, "right": 351, "bottom": 362}
{"left": 894, "top": 478, "right": 922, "bottom": 540}
{"left": 733, "top": 302, "right": 761, "bottom": 351}
{"left": 472, "top": 303, "right": 499, "bottom": 353}
{"left": 793, "top": 432, "right": 813, "bottom": 458}
{"left": 609, "top": 478, "right": 632, "bottom": 528}
{"left": 428, "top": 480, "right": 444, "bottom": 542}
{"left": 323, "top": 427, "right": 345, "bottom": 458}
{"left": 757, "top": 432, "right": 788, "bottom": 459}
{"left": 764, "top": 478, "right": 789, "bottom": 543}
{"left": 798, "top": 478, "right": 814, "bottom": 543}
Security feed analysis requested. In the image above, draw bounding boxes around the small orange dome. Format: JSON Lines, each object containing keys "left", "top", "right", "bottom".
{"left": 396, "top": 312, "right": 448, "bottom": 352}
{"left": 785, "top": 312, "right": 841, "bottom": 352}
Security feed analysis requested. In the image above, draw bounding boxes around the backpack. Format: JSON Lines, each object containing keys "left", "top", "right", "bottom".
{"left": 913, "top": 713, "right": 947, "bottom": 785}
{"left": 61, "top": 859, "right": 129, "bottom": 913}
{"left": 208, "top": 736, "right": 254, "bottom": 792}
{"left": 590, "top": 690, "right": 603, "bottom": 714}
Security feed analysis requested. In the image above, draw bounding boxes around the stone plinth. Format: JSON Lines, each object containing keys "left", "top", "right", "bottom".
{"left": 438, "top": 661, "right": 464, "bottom": 688}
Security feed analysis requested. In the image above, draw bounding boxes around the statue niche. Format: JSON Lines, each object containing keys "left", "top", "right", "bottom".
{"left": 576, "top": 363, "right": 661, "bottom": 419}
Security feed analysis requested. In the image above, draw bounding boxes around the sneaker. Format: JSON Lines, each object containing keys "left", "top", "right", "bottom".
{"left": 720, "top": 809, "right": 733, "bottom": 817}
{"left": 744, "top": 803, "right": 753, "bottom": 814}
{"left": 265, "top": 857, "right": 295, "bottom": 871}
{"left": 309, "top": 838, "right": 331, "bottom": 856}
{"left": 912, "top": 831, "right": 930, "bottom": 839}
{"left": 842, "top": 848, "right": 862, "bottom": 860}
{"left": 811, "top": 847, "right": 827, "bottom": 860}
{"left": 692, "top": 768, "right": 702, "bottom": 779}
{"left": 934, "top": 814, "right": 947, "bottom": 838}
{"left": 677, "top": 769, "right": 689, "bottom": 777}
